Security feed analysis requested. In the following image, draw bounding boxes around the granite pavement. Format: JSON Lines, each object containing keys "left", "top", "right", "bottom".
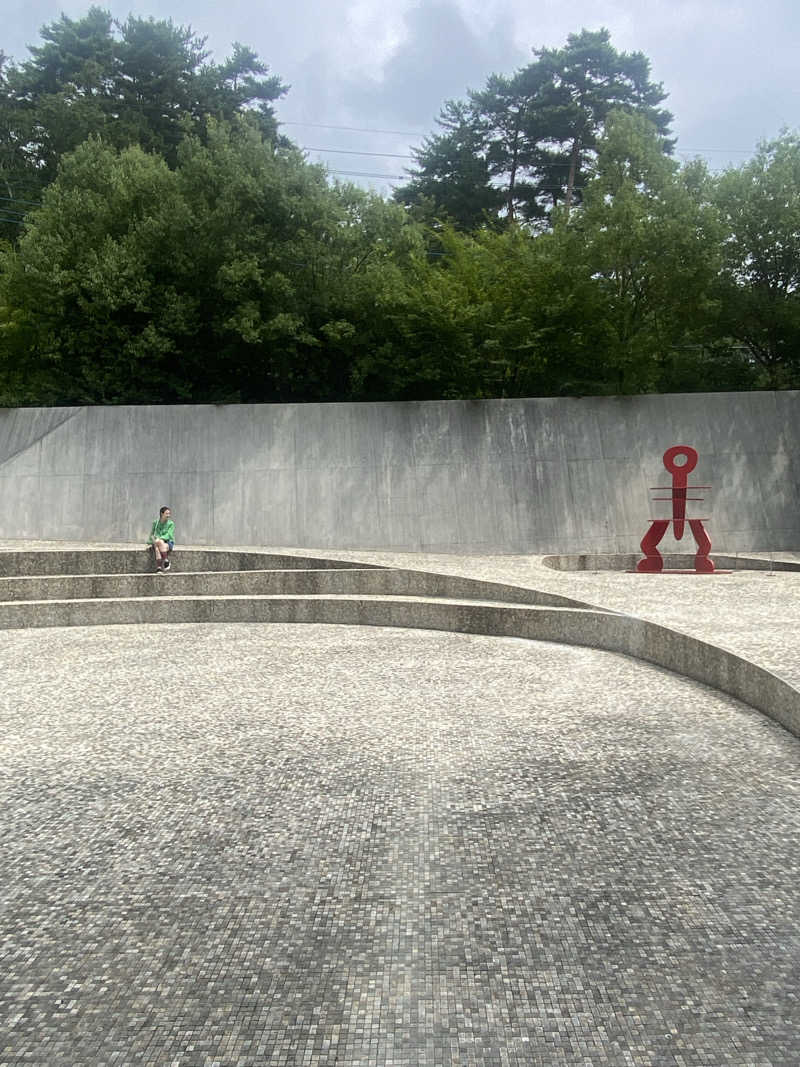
{"left": 1, "top": 542, "right": 800, "bottom": 1065}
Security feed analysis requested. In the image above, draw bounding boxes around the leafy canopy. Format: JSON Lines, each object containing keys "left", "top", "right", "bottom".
{"left": 396, "top": 27, "right": 673, "bottom": 229}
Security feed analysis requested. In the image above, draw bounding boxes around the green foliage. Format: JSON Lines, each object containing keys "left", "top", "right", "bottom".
{"left": 534, "top": 28, "right": 673, "bottom": 213}
{"left": 3, "top": 9, "right": 800, "bottom": 405}
{"left": 394, "top": 100, "right": 504, "bottom": 231}
{"left": 710, "top": 132, "right": 800, "bottom": 386}
{"left": 0, "top": 122, "right": 420, "bottom": 404}
{"left": 349, "top": 223, "right": 602, "bottom": 400}
{"left": 396, "top": 27, "right": 672, "bottom": 228}
{"left": 0, "top": 6, "right": 286, "bottom": 208}
{"left": 557, "top": 111, "right": 723, "bottom": 392}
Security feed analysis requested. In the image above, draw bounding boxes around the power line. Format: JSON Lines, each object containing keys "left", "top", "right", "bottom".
{"left": 307, "top": 145, "right": 753, "bottom": 170}
{"left": 680, "top": 147, "right": 753, "bottom": 154}
{"left": 329, "top": 169, "right": 405, "bottom": 180}
{"left": 302, "top": 146, "right": 415, "bottom": 160}
{"left": 0, "top": 194, "right": 41, "bottom": 207}
{"left": 281, "top": 119, "right": 425, "bottom": 137}
{"left": 281, "top": 118, "right": 759, "bottom": 158}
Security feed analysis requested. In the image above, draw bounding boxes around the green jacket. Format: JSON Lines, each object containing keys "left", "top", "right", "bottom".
{"left": 148, "top": 518, "right": 175, "bottom": 544}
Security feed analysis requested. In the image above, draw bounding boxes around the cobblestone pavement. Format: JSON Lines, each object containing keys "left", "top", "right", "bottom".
{"left": 248, "top": 545, "right": 800, "bottom": 693}
{"left": 2, "top": 623, "right": 800, "bottom": 1066}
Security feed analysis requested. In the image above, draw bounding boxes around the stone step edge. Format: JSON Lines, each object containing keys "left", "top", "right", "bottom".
{"left": 0, "top": 593, "right": 616, "bottom": 612}
{"left": 0, "top": 594, "right": 796, "bottom": 742}
{"left": 0, "top": 567, "right": 381, "bottom": 581}
{"left": 0, "top": 571, "right": 593, "bottom": 611}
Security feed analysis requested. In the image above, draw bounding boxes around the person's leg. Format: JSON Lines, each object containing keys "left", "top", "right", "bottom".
{"left": 153, "top": 539, "right": 167, "bottom": 568}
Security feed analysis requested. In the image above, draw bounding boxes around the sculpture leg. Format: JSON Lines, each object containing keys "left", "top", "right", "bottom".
{"left": 689, "top": 519, "right": 714, "bottom": 573}
{"left": 637, "top": 520, "right": 670, "bottom": 572}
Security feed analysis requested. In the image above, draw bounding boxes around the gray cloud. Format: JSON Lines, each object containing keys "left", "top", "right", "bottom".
{"left": 4, "top": 0, "right": 800, "bottom": 190}
{"left": 339, "top": 0, "right": 526, "bottom": 126}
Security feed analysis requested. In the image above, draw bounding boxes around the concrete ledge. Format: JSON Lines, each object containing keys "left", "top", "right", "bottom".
{"left": 0, "top": 549, "right": 383, "bottom": 577}
{"left": 0, "top": 567, "right": 592, "bottom": 608}
{"left": 542, "top": 552, "right": 800, "bottom": 572}
{"left": 1, "top": 593, "right": 797, "bottom": 740}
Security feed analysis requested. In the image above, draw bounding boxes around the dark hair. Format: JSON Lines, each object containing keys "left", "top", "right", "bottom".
{"left": 159, "top": 506, "right": 170, "bottom": 516}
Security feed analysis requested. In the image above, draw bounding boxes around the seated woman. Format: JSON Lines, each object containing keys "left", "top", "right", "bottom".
{"left": 147, "top": 506, "right": 175, "bottom": 571}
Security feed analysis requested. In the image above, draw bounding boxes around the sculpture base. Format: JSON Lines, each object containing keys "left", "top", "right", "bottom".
{"left": 628, "top": 569, "right": 730, "bottom": 575}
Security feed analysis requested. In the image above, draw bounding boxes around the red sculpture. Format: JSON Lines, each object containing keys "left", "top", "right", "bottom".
{"left": 637, "top": 445, "right": 714, "bottom": 573}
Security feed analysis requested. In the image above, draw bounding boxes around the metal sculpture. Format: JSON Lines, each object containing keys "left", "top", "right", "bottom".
{"left": 637, "top": 445, "right": 714, "bottom": 573}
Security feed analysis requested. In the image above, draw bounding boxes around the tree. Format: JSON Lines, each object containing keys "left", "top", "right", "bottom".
{"left": 394, "top": 100, "right": 503, "bottom": 231}
{"left": 0, "top": 8, "right": 287, "bottom": 192}
{"left": 396, "top": 27, "right": 673, "bottom": 229}
{"left": 552, "top": 111, "right": 721, "bottom": 393}
{"left": 0, "top": 120, "right": 420, "bottom": 405}
{"left": 711, "top": 132, "right": 800, "bottom": 387}
{"left": 348, "top": 220, "right": 608, "bottom": 401}
{"left": 0, "top": 52, "right": 41, "bottom": 244}
{"left": 534, "top": 28, "right": 672, "bottom": 214}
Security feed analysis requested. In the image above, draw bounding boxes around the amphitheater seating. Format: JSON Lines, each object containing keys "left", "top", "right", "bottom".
{"left": 1, "top": 548, "right": 799, "bottom": 740}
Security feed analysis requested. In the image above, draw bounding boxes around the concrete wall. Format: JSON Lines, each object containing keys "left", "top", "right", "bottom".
{"left": 0, "top": 393, "right": 798, "bottom": 553}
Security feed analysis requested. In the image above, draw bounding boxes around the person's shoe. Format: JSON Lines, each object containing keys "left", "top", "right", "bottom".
{"left": 162, "top": 559, "right": 171, "bottom": 571}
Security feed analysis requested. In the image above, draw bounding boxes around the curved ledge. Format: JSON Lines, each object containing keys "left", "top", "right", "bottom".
{"left": 542, "top": 552, "right": 800, "bottom": 572}
{"left": 0, "top": 566, "right": 593, "bottom": 608}
{"left": 0, "top": 549, "right": 383, "bottom": 577}
{"left": 2, "top": 593, "right": 798, "bottom": 741}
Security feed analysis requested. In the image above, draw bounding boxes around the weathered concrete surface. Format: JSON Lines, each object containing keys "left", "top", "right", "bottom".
{"left": 0, "top": 565, "right": 589, "bottom": 608}
{"left": 4, "top": 541, "right": 800, "bottom": 739}
{"left": 3, "top": 623, "right": 800, "bottom": 1066}
{"left": 283, "top": 546, "right": 800, "bottom": 697}
{"left": 2, "top": 392, "right": 799, "bottom": 552}
{"left": 2, "top": 589, "right": 799, "bottom": 739}
{"left": 0, "top": 548, "right": 380, "bottom": 576}
{"left": 4, "top": 543, "right": 800, "bottom": 1064}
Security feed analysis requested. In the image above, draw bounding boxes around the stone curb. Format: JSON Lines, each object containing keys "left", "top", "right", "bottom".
{"left": 0, "top": 567, "right": 590, "bottom": 608}
{"left": 1, "top": 593, "right": 797, "bottom": 740}
{"left": 0, "top": 549, "right": 381, "bottom": 577}
{"left": 543, "top": 552, "right": 800, "bottom": 572}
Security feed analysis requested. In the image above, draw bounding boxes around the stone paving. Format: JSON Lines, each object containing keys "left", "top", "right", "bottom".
{"left": 8, "top": 540, "right": 797, "bottom": 685}
{"left": 249, "top": 545, "right": 800, "bottom": 693}
{"left": 2, "top": 618, "right": 800, "bottom": 1066}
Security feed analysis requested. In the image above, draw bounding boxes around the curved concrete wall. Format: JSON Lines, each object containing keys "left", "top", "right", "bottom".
{"left": 1, "top": 392, "right": 799, "bottom": 552}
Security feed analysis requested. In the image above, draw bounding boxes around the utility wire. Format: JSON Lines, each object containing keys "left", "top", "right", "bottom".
{"left": 281, "top": 120, "right": 425, "bottom": 137}
{"left": 0, "top": 194, "right": 41, "bottom": 207}
{"left": 682, "top": 147, "right": 753, "bottom": 153}
{"left": 329, "top": 169, "right": 405, "bottom": 180}
{"left": 282, "top": 118, "right": 756, "bottom": 157}
{"left": 0, "top": 197, "right": 39, "bottom": 209}
{"left": 303, "top": 146, "right": 415, "bottom": 159}
{"left": 283, "top": 119, "right": 754, "bottom": 155}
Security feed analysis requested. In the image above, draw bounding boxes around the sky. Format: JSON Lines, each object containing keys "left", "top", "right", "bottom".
{"left": 3, "top": 0, "right": 799, "bottom": 195}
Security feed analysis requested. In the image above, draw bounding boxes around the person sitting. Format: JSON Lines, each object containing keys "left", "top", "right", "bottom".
{"left": 147, "top": 506, "right": 175, "bottom": 572}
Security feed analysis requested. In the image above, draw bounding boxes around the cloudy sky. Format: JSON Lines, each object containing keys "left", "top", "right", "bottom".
{"left": 3, "top": 0, "right": 798, "bottom": 194}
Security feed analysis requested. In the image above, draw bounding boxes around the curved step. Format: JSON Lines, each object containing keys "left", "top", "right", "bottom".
{"left": 0, "top": 567, "right": 589, "bottom": 608}
{"left": 1, "top": 592, "right": 797, "bottom": 741}
{"left": 0, "top": 549, "right": 380, "bottom": 577}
